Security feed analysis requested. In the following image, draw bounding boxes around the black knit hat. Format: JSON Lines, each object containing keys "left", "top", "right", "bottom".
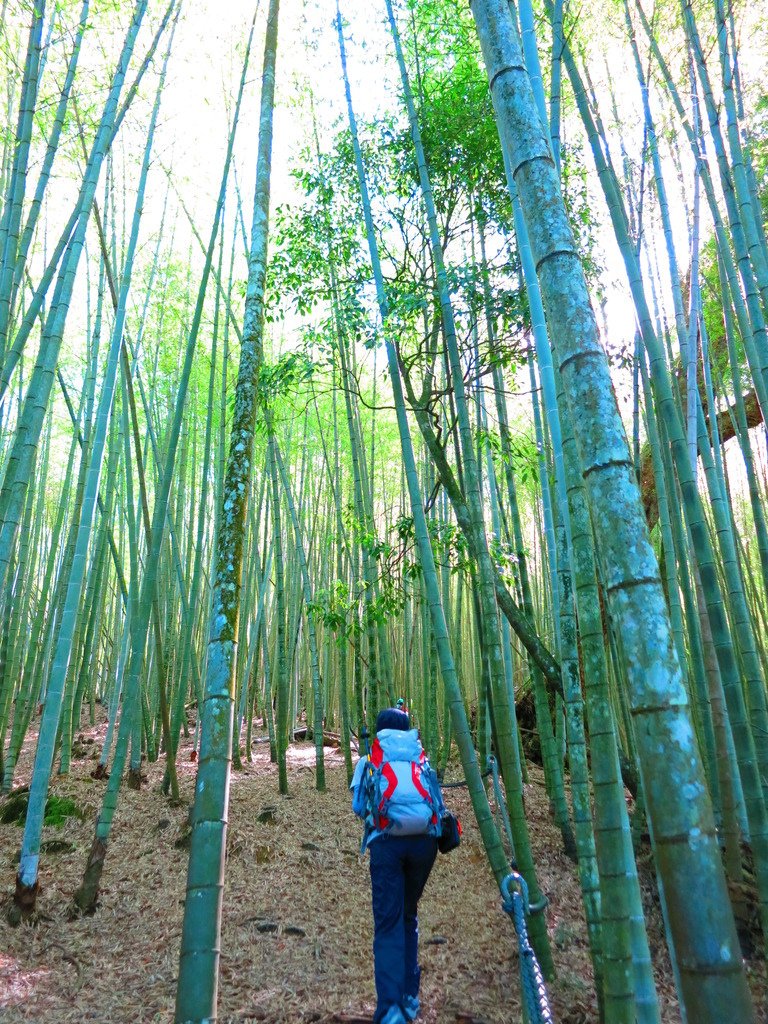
{"left": 375, "top": 707, "right": 411, "bottom": 732}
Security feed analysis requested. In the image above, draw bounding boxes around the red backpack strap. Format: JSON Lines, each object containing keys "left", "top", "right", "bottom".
{"left": 379, "top": 763, "right": 398, "bottom": 825}
{"left": 370, "top": 738, "right": 384, "bottom": 768}
{"left": 370, "top": 739, "right": 394, "bottom": 829}
{"left": 411, "top": 762, "right": 431, "bottom": 801}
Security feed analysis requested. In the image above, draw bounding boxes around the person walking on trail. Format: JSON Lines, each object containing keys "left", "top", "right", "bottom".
{"left": 351, "top": 706, "right": 444, "bottom": 1024}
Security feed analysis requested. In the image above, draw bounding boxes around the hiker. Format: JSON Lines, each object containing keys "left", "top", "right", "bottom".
{"left": 351, "top": 707, "right": 443, "bottom": 1024}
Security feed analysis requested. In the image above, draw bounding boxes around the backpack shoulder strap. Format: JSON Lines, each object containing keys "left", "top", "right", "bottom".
{"left": 421, "top": 755, "right": 445, "bottom": 815}
{"left": 370, "top": 737, "right": 385, "bottom": 768}
{"left": 357, "top": 754, "right": 377, "bottom": 852}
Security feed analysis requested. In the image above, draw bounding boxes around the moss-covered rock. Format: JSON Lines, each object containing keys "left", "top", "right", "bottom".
{"left": 0, "top": 788, "right": 85, "bottom": 828}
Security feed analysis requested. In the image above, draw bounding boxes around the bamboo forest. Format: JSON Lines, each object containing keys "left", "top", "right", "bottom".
{"left": 1, "top": 0, "right": 767, "bottom": 1020}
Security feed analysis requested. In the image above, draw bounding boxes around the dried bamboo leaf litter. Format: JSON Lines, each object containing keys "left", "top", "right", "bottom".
{"left": 2, "top": 715, "right": 756, "bottom": 1023}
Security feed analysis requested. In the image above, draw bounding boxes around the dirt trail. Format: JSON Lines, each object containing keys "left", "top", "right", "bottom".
{"left": 0, "top": 719, "right": 687, "bottom": 1023}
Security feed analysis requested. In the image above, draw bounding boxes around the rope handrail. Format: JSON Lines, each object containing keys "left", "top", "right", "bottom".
{"left": 488, "top": 754, "right": 516, "bottom": 861}
{"left": 439, "top": 753, "right": 554, "bottom": 1020}
{"left": 440, "top": 767, "right": 492, "bottom": 789}
{"left": 501, "top": 871, "right": 555, "bottom": 1024}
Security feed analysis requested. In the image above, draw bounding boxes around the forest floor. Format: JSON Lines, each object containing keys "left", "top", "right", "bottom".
{"left": 0, "top": 712, "right": 763, "bottom": 1024}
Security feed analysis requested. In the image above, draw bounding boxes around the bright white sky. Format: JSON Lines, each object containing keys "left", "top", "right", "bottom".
{"left": 114, "top": 0, "right": 399, "bottom": 393}
{"left": 152, "top": 0, "right": 394, "bottom": 237}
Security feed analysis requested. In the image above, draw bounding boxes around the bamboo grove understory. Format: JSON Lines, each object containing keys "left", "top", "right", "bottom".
{"left": 0, "top": 0, "right": 767, "bottom": 1020}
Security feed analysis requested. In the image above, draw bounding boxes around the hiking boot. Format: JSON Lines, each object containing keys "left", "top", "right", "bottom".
{"left": 379, "top": 1006, "right": 407, "bottom": 1024}
{"left": 403, "top": 994, "right": 420, "bottom": 1021}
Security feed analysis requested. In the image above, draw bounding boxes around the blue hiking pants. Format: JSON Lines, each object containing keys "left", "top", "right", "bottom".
{"left": 369, "top": 834, "right": 438, "bottom": 1024}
